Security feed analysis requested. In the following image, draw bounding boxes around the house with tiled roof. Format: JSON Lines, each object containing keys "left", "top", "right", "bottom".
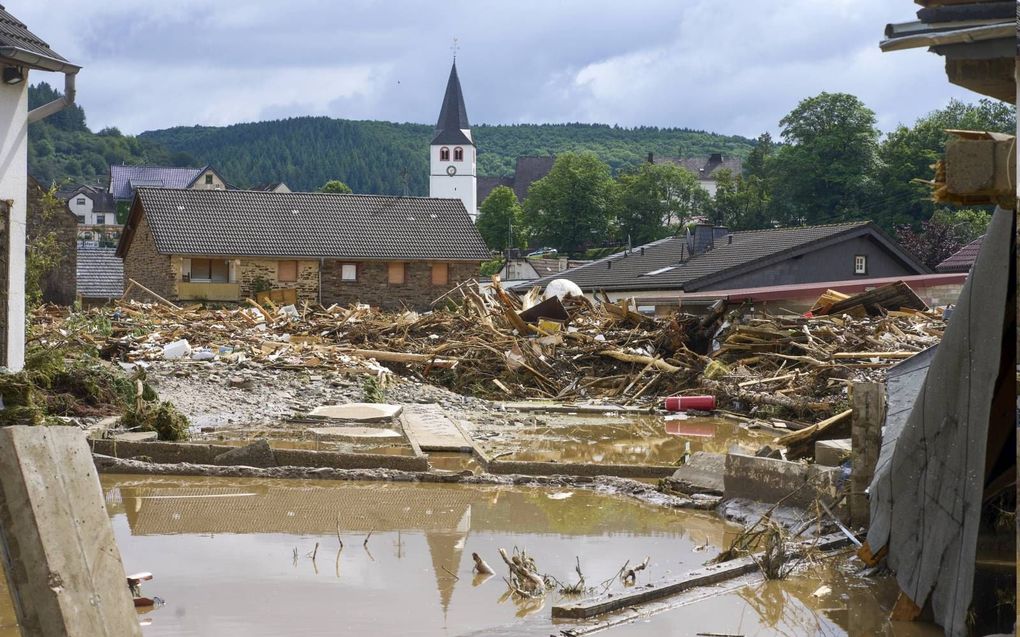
{"left": 59, "top": 184, "right": 116, "bottom": 225}
{"left": 0, "top": 5, "right": 80, "bottom": 370}
{"left": 477, "top": 156, "right": 556, "bottom": 207}
{"left": 514, "top": 221, "right": 930, "bottom": 314}
{"left": 116, "top": 188, "right": 489, "bottom": 309}
{"left": 649, "top": 153, "right": 743, "bottom": 197}
{"left": 76, "top": 246, "right": 123, "bottom": 305}
{"left": 108, "top": 164, "right": 231, "bottom": 202}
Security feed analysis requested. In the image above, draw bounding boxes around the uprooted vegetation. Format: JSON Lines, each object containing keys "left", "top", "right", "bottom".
{"left": 31, "top": 279, "right": 945, "bottom": 422}
{"left": 0, "top": 332, "right": 189, "bottom": 439}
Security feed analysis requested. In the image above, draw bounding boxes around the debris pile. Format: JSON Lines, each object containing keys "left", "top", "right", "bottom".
{"left": 33, "top": 279, "right": 946, "bottom": 419}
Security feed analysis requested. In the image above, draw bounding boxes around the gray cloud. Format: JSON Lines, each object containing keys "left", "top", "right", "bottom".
{"left": 18, "top": 0, "right": 977, "bottom": 137}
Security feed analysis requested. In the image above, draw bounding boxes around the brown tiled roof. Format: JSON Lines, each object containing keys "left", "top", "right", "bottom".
{"left": 935, "top": 234, "right": 984, "bottom": 273}
{"left": 120, "top": 187, "right": 490, "bottom": 261}
{"left": 0, "top": 5, "right": 78, "bottom": 72}
{"left": 514, "top": 221, "right": 928, "bottom": 293}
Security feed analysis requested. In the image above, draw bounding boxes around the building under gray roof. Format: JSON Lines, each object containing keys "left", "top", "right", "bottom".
{"left": 109, "top": 165, "right": 209, "bottom": 201}
{"left": 117, "top": 188, "right": 490, "bottom": 262}
{"left": 650, "top": 153, "right": 743, "bottom": 185}
{"left": 432, "top": 62, "right": 472, "bottom": 146}
{"left": 76, "top": 246, "right": 123, "bottom": 300}
{"left": 514, "top": 221, "right": 929, "bottom": 294}
{"left": 0, "top": 5, "right": 79, "bottom": 73}
{"left": 477, "top": 156, "right": 556, "bottom": 205}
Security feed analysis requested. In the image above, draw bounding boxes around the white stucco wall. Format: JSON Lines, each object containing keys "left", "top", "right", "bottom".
{"left": 0, "top": 78, "right": 27, "bottom": 370}
{"left": 429, "top": 143, "right": 476, "bottom": 220}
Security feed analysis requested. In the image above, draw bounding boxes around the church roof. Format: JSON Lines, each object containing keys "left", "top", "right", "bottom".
{"left": 432, "top": 62, "right": 472, "bottom": 146}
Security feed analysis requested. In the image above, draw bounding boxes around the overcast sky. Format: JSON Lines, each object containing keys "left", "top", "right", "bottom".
{"left": 18, "top": 0, "right": 977, "bottom": 138}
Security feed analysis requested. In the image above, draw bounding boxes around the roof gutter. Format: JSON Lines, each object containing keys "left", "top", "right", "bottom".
{"left": 880, "top": 22, "right": 1014, "bottom": 52}
{"left": 27, "top": 69, "right": 77, "bottom": 124}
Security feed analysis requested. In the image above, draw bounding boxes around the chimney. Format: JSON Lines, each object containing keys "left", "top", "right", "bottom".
{"left": 558, "top": 257, "right": 568, "bottom": 272}
{"left": 712, "top": 226, "right": 730, "bottom": 244}
{"left": 692, "top": 224, "right": 716, "bottom": 255}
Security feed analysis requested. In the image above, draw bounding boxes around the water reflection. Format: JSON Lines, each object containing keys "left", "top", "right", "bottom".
{"left": 102, "top": 474, "right": 736, "bottom": 636}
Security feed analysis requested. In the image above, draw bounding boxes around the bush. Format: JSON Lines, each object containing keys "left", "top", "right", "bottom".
{"left": 122, "top": 401, "right": 190, "bottom": 441}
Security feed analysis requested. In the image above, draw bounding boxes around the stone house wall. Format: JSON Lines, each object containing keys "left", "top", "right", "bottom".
{"left": 238, "top": 259, "right": 319, "bottom": 302}
{"left": 26, "top": 177, "right": 78, "bottom": 305}
{"left": 122, "top": 215, "right": 175, "bottom": 302}
{"left": 321, "top": 260, "right": 478, "bottom": 310}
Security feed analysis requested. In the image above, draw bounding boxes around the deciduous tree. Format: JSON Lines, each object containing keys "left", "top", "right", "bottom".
{"left": 476, "top": 185, "right": 522, "bottom": 251}
{"left": 617, "top": 162, "right": 708, "bottom": 245}
{"left": 523, "top": 152, "right": 618, "bottom": 252}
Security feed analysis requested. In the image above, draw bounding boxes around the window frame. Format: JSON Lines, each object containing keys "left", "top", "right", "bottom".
{"left": 277, "top": 260, "right": 298, "bottom": 283}
{"left": 204, "top": 173, "right": 214, "bottom": 185}
{"left": 453, "top": 147, "right": 464, "bottom": 162}
{"left": 339, "top": 263, "right": 358, "bottom": 282}
{"left": 854, "top": 255, "right": 867, "bottom": 275}
{"left": 95, "top": 214, "right": 106, "bottom": 225}
{"left": 189, "top": 258, "right": 230, "bottom": 283}
{"left": 76, "top": 215, "right": 85, "bottom": 224}
{"left": 387, "top": 262, "right": 406, "bottom": 285}
{"left": 76, "top": 197, "right": 86, "bottom": 206}
{"left": 431, "top": 263, "right": 449, "bottom": 286}
{"left": 439, "top": 147, "right": 450, "bottom": 161}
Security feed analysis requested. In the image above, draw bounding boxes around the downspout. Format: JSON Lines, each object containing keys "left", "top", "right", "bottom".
{"left": 318, "top": 258, "right": 324, "bottom": 305}
{"left": 27, "top": 71, "right": 76, "bottom": 124}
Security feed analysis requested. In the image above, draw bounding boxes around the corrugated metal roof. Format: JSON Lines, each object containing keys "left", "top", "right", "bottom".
{"left": 126, "top": 188, "right": 491, "bottom": 261}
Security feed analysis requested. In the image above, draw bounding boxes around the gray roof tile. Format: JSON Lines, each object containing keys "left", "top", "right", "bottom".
{"left": 110, "top": 165, "right": 205, "bottom": 200}
{"left": 125, "top": 188, "right": 491, "bottom": 261}
{"left": 514, "top": 221, "right": 926, "bottom": 293}
{"left": 76, "top": 247, "right": 123, "bottom": 298}
{"left": 0, "top": 5, "right": 78, "bottom": 72}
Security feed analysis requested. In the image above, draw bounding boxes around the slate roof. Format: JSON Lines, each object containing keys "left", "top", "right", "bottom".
{"left": 76, "top": 246, "right": 123, "bottom": 299}
{"left": 61, "top": 185, "right": 116, "bottom": 213}
{"left": 935, "top": 234, "right": 984, "bottom": 273}
{"left": 118, "top": 188, "right": 491, "bottom": 261}
{"left": 651, "top": 154, "right": 743, "bottom": 182}
{"left": 514, "top": 221, "right": 927, "bottom": 293}
{"left": 109, "top": 165, "right": 206, "bottom": 200}
{"left": 432, "top": 62, "right": 473, "bottom": 146}
{"left": 477, "top": 156, "right": 556, "bottom": 205}
{"left": 0, "top": 5, "right": 79, "bottom": 73}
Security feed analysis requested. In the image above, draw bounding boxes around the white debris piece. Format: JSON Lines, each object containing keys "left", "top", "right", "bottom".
{"left": 162, "top": 339, "right": 191, "bottom": 360}
{"left": 544, "top": 279, "right": 583, "bottom": 300}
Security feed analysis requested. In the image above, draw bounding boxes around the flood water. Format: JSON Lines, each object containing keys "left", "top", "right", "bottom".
{"left": 488, "top": 414, "right": 773, "bottom": 465}
{"left": 101, "top": 474, "right": 740, "bottom": 636}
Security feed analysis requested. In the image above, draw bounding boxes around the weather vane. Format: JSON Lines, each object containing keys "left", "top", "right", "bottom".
{"left": 451, "top": 37, "right": 459, "bottom": 61}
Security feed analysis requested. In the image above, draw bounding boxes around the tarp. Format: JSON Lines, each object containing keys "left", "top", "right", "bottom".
{"left": 867, "top": 205, "right": 1013, "bottom": 637}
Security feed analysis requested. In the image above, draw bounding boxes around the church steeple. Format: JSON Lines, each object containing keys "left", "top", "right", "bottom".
{"left": 432, "top": 62, "right": 473, "bottom": 146}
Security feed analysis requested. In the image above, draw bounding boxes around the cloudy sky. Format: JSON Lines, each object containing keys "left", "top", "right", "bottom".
{"left": 19, "top": 0, "right": 976, "bottom": 138}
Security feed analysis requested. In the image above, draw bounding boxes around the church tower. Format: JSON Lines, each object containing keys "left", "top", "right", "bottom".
{"left": 429, "top": 62, "right": 477, "bottom": 220}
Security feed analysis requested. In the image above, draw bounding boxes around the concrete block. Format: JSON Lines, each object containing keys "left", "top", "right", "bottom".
{"left": 308, "top": 403, "right": 402, "bottom": 422}
{"left": 815, "top": 438, "right": 852, "bottom": 467}
{"left": 0, "top": 426, "right": 141, "bottom": 636}
{"left": 723, "top": 452, "right": 838, "bottom": 509}
{"left": 212, "top": 439, "right": 277, "bottom": 468}
{"left": 664, "top": 452, "right": 725, "bottom": 495}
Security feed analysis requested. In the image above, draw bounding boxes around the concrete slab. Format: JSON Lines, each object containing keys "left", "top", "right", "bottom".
{"left": 308, "top": 403, "right": 402, "bottom": 422}
{"left": 723, "top": 452, "right": 838, "bottom": 509}
{"left": 0, "top": 426, "right": 142, "bottom": 636}
{"left": 309, "top": 426, "right": 403, "bottom": 442}
{"left": 400, "top": 404, "right": 472, "bottom": 452}
{"left": 112, "top": 431, "right": 158, "bottom": 443}
{"left": 663, "top": 451, "right": 725, "bottom": 495}
{"left": 815, "top": 438, "right": 852, "bottom": 467}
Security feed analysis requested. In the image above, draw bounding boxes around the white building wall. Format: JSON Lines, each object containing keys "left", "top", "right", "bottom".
{"left": 0, "top": 78, "right": 27, "bottom": 370}
{"left": 69, "top": 193, "right": 93, "bottom": 222}
{"left": 429, "top": 144, "right": 476, "bottom": 220}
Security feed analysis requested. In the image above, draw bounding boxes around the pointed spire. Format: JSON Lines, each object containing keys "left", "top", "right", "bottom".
{"left": 432, "top": 62, "right": 472, "bottom": 146}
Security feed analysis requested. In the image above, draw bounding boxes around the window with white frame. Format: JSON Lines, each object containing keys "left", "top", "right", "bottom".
{"left": 76, "top": 197, "right": 86, "bottom": 205}
{"left": 340, "top": 263, "right": 357, "bottom": 281}
{"left": 854, "top": 255, "right": 867, "bottom": 275}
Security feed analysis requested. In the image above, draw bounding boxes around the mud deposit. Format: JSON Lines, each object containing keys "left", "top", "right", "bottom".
{"left": 101, "top": 474, "right": 739, "bottom": 636}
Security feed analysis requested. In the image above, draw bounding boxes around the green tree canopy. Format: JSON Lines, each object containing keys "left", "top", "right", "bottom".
{"left": 318, "top": 179, "right": 353, "bottom": 193}
{"left": 476, "top": 186, "right": 522, "bottom": 251}
{"left": 617, "top": 162, "right": 708, "bottom": 245}
{"left": 523, "top": 152, "right": 619, "bottom": 252}
{"left": 771, "top": 92, "right": 880, "bottom": 225}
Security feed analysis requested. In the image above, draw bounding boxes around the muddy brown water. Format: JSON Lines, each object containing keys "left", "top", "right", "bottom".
{"left": 486, "top": 414, "right": 773, "bottom": 465}
{"left": 100, "top": 474, "right": 740, "bottom": 636}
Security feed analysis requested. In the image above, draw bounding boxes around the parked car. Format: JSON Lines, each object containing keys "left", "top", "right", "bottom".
{"left": 527, "top": 247, "right": 558, "bottom": 258}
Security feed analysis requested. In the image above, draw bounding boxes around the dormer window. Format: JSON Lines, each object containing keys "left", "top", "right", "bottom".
{"left": 439, "top": 147, "right": 450, "bottom": 161}
{"left": 454, "top": 147, "right": 464, "bottom": 162}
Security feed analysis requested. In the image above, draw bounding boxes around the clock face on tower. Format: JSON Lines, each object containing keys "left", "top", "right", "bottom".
{"left": 446, "top": 165, "right": 457, "bottom": 176}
